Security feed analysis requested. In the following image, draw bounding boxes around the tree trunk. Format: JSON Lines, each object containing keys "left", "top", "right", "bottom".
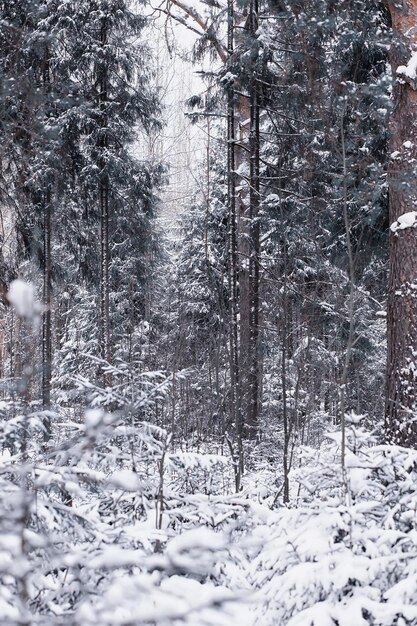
{"left": 100, "top": 177, "right": 111, "bottom": 367}
{"left": 235, "top": 4, "right": 260, "bottom": 439}
{"left": 282, "top": 254, "right": 290, "bottom": 503}
{"left": 41, "top": 55, "right": 52, "bottom": 440}
{"left": 227, "top": 0, "right": 243, "bottom": 486}
{"left": 247, "top": 0, "right": 260, "bottom": 436}
{"left": 164, "top": 0, "right": 261, "bottom": 438}
{"left": 386, "top": 0, "right": 417, "bottom": 446}
{"left": 42, "top": 188, "right": 52, "bottom": 431}
{"left": 99, "top": 16, "right": 112, "bottom": 378}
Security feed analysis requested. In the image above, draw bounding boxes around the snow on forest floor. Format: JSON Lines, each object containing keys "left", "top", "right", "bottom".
{"left": 1, "top": 408, "right": 417, "bottom": 625}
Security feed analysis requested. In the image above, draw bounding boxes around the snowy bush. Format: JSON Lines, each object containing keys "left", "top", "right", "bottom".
{"left": 231, "top": 421, "right": 417, "bottom": 626}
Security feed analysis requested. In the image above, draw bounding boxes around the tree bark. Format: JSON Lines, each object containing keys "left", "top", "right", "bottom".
{"left": 227, "top": 0, "right": 243, "bottom": 488}
{"left": 99, "top": 16, "right": 112, "bottom": 379}
{"left": 386, "top": 0, "right": 417, "bottom": 445}
{"left": 247, "top": 0, "right": 261, "bottom": 436}
{"left": 41, "top": 55, "right": 52, "bottom": 441}
{"left": 233, "top": 4, "right": 260, "bottom": 439}
{"left": 42, "top": 187, "right": 52, "bottom": 421}
{"left": 100, "top": 176, "right": 111, "bottom": 368}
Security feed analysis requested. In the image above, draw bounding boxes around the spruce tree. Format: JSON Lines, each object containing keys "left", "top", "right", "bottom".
{"left": 0, "top": 0, "right": 163, "bottom": 403}
{"left": 53, "top": 0, "right": 163, "bottom": 375}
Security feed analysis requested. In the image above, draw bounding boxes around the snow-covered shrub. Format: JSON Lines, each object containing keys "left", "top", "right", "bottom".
{"left": 232, "top": 419, "right": 417, "bottom": 626}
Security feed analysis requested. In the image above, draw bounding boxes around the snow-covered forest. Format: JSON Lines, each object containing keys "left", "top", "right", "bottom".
{"left": 1, "top": 0, "right": 417, "bottom": 624}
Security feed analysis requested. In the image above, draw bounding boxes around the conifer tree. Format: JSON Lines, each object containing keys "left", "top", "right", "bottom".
{"left": 56, "top": 0, "right": 162, "bottom": 374}
{"left": 386, "top": 0, "right": 417, "bottom": 446}
{"left": 0, "top": 0, "right": 163, "bottom": 402}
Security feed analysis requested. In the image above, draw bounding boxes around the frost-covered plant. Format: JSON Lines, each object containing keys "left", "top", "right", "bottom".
{"left": 0, "top": 400, "right": 241, "bottom": 624}
{"left": 229, "top": 418, "right": 417, "bottom": 626}
{"left": 4, "top": 281, "right": 417, "bottom": 626}
{"left": 0, "top": 281, "right": 240, "bottom": 624}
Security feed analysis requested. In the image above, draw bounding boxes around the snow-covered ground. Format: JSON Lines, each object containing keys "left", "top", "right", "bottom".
{"left": 1, "top": 403, "right": 416, "bottom": 625}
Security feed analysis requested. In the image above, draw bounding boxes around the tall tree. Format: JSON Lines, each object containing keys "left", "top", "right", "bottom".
{"left": 226, "top": 0, "right": 240, "bottom": 452}
{"left": 53, "top": 0, "right": 163, "bottom": 380}
{"left": 386, "top": 0, "right": 417, "bottom": 445}
{"left": 247, "top": 0, "right": 261, "bottom": 434}
{"left": 0, "top": 0, "right": 62, "bottom": 419}
{"left": 0, "top": 0, "right": 163, "bottom": 407}
{"left": 163, "top": 0, "right": 263, "bottom": 440}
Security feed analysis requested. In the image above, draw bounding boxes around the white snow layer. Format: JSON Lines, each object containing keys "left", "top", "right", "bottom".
{"left": 7, "top": 280, "right": 36, "bottom": 318}
{"left": 390, "top": 211, "right": 417, "bottom": 233}
{"left": 397, "top": 51, "right": 417, "bottom": 81}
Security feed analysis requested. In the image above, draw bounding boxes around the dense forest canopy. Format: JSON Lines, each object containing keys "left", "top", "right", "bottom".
{"left": 0, "top": 0, "right": 417, "bottom": 624}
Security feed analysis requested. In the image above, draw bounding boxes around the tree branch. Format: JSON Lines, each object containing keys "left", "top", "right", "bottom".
{"left": 160, "top": 0, "right": 228, "bottom": 62}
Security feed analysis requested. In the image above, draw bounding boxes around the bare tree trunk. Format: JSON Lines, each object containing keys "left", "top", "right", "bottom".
{"left": 227, "top": 0, "right": 243, "bottom": 488}
{"left": 234, "top": 4, "right": 261, "bottom": 440}
{"left": 247, "top": 0, "right": 260, "bottom": 436}
{"left": 339, "top": 119, "right": 355, "bottom": 472}
{"left": 41, "top": 57, "right": 52, "bottom": 441}
{"left": 282, "top": 243, "right": 290, "bottom": 504}
{"left": 42, "top": 188, "right": 52, "bottom": 437}
{"left": 386, "top": 1, "right": 417, "bottom": 445}
{"left": 100, "top": 177, "right": 111, "bottom": 366}
{"left": 99, "top": 16, "right": 112, "bottom": 380}
{"left": 235, "top": 89, "right": 251, "bottom": 442}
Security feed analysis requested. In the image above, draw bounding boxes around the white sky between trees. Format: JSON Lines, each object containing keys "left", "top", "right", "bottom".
{"left": 146, "top": 5, "right": 209, "bottom": 238}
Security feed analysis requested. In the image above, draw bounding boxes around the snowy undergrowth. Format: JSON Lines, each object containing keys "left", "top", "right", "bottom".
{"left": 237, "top": 423, "right": 417, "bottom": 626}
{"left": 1, "top": 410, "right": 417, "bottom": 625}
